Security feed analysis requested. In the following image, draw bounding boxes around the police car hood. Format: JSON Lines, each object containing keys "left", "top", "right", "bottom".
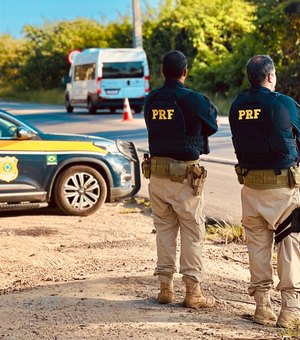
{"left": 40, "top": 132, "right": 117, "bottom": 149}
{"left": 41, "top": 132, "right": 113, "bottom": 143}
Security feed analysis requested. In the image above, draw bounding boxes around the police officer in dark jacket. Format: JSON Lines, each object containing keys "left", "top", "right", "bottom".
{"left": 229, "top": 55, "right": 300, "bottom": 328}
{"left": 143, "top": 50, "right": 218, "bottom": 308}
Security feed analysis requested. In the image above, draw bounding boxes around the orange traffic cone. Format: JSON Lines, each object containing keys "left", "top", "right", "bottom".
{"left": 123, "top": 98, "right": 133, "bottom": 121}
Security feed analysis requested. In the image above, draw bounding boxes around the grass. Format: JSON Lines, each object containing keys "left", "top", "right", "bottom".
{"left": 206, "top": 218, "right": 246, "bottom": 244}
{"left": 210, "top": 93, "right": 233, "bottom": 116}
{"left": 0, "top": 87, "right": 232, "bottom": 116}
{"left": 0, "top": 87, "right": 65, "bottom": 105}
{"left": 280, "top": 321, "right": 300, "bottom": 337}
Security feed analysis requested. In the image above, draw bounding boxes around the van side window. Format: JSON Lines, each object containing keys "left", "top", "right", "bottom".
{"left": 74, "top": 63, "right": 96, "bottom": 81}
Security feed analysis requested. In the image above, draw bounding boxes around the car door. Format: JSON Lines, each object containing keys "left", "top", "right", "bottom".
{"left": 0, "top": 116, "right": 47, "bottom": 203}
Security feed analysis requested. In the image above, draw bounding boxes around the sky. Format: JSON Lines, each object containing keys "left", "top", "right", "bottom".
{"left": 0, "top": 0, "right": 161, "bottom": 38}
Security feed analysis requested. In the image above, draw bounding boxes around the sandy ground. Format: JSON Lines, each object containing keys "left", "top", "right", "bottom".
{"left": 0, "top": 197, "right": 298, "bottom": 340}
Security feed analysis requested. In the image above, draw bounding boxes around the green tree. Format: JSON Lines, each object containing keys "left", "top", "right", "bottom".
{"left": 249, "top": 0, "right": 300, "bottom": 100}
{"left": 6, "top": 17, "right": 132, "bottom": 90}
{"left": 143, "top": 0, "right": 256, "bottom": 90}
{"left": 0, "top": 34, "right": 25, "bottom": 88}
{"left": 18, "top": 19, "right": 109, "bottom": 89}
{"left": 212, "top": 0, "right": 300, "bottom": 100}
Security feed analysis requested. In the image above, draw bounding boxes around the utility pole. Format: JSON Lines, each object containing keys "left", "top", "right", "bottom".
{"left": 132, "top": 0, "right": 143, "bottom": 48}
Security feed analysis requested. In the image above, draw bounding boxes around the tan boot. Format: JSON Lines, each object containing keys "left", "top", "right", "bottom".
{"left": 157, "top": 274, "right": 174, "bottom": 304}
{"left": 158, "top": 282, "right": 175, "bottom": 304}
{"left": 253, "top": 290, "right": 277, "bottom": 325}
{"left": 183, "top": 281, "right": 215, "bottom": 308}
{"left": 277, "top": 291, "right": 300, "bottom": 328}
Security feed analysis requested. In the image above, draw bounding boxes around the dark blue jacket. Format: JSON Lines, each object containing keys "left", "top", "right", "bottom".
{"left": 144, "top": 80, "right": 218, "bottom": 161}
{"left": 229, "top": 86, "right": 300, "bottom": 169}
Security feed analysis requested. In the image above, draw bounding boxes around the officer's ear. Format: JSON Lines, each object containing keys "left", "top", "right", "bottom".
{"left": 183, "top": 67, "right": 188, "bottom": 78}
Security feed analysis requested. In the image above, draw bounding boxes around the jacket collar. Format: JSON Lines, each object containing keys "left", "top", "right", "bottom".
{"left": 163, "top": 79, "right": 185, "bottom": 89}
{"left": 250, "top": 85, "right": 272, "bottom": 93}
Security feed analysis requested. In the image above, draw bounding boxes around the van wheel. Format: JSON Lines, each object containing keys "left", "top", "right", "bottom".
{"left": 133, "top": 106, "right": 142, "bottom": 114}
{"left": 66, "top": 97, "right": 73, "bottom": 113}
{"left": 88, "top": 98, "right": 97, "bottom": 114}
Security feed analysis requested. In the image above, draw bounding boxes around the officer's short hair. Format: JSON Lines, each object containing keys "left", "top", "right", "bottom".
{"left": 162, "top": 50, "right": 187, "bottom": 79}
{"left": 246, "top": 55, "right": 275, "bottom": 87}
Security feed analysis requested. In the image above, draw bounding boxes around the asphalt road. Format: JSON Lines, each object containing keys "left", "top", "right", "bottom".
{"left": 0, "top": 102, "right": 242, "bottom": 225}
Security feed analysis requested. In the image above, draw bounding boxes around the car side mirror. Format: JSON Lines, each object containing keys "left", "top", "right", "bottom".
{"left": 16, "top": 127, "right": 37, "bottom": 140}
{"left": 62, "top": 75, "right": 71, "bottom": 85}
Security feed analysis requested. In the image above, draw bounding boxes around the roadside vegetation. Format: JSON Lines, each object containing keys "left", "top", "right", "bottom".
{"left": 0, "top": 0, "right": 299, "bottom": 108}
{"left": 0, "top": 87, "right": 64, "bottom": 105}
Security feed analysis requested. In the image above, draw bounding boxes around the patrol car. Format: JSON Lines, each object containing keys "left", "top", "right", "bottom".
{"left": 0, "top": 109, "right": 140, "bottom": 216}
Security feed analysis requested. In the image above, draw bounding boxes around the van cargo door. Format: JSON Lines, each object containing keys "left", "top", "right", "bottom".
{"left": 101, "top": 62, "right": 144, "bottom": 99}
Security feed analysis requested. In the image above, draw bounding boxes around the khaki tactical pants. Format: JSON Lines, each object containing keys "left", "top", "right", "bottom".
{"left": 149, "top": 175, "right": 206, "bottom": 283}
{"left": 241, "top": 186, "right": 300, "bottom": 295}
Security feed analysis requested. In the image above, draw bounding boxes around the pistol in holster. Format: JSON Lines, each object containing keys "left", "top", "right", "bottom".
{"left": 188, "top": 164, "right": 207, "bottom": 196}
{"left": 288, "top": 166, "right": 300, "bottom": 188}
{"left": 234, "top": 164, "right": 247, "bottom": 184}
{"left": 141, "top": 155, "right": 151, "bottom": 179}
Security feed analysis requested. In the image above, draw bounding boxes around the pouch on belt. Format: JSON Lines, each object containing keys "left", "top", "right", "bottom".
{"left": 288, "top": 166, "right": 300, "bottom": 188}
{"left": 169, "top": 162, "right": 187, "bottom": 183}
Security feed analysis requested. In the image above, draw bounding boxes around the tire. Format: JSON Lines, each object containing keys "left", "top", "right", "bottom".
{"left": 88, "top": 98, "right": 97, "bottom": 114}
{"left": 65, "top": 96, "right": 73, "bottom": 113}
{"left": 133, "top": 106, "right": 142, "bottom": 114}
{"left": 53, "top": 165, "right": 107, "bottom": 216}
{"left": 109, "top": 107, "right": 116, "bottom": 114}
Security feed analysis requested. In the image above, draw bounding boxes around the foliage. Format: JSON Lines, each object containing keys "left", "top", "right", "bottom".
{"left": 143, "top": 0, "right": 256, "bottom": 90}
{"left": 249, "top": 0, "right": 300, "bottom": 99}
{"left": 0, "top": 0, "right": 299, "bottom": 102}
{"left": 1, "top": 18, "right": 133, "bottom": 91}
{"left": 0, "top": 35, "right": 26, "bottom": 88}
{"left": 212, "top": 0, "right": 300, "bottom": 99}
{"left": 0, "top": 86, "right": 64, "bottom": 105}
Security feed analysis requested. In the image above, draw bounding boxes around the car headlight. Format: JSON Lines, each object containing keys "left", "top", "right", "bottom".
{"left": 94, "top": 141, "right": 120, "bottom": 153}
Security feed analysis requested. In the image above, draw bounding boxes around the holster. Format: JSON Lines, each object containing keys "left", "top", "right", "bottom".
{"left": 234, "top": 164, "right": 247, "bottom": 184}
{"left": 141, "top": 158, "right": 151, "bottom": 179}
{"left": 188, "top": 164, "right": 207, "bottom": 196}
{"left": 288, "top": 166, "right": 300, "bottom": 188}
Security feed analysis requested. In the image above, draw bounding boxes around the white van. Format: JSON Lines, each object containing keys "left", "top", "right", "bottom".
{"left": 64, "top": 48, "right": 150, "bottom": 114}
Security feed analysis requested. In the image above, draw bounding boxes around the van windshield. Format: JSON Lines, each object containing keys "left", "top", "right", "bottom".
{"left": 102, "top": 62, "right": 143, "bottom": 79}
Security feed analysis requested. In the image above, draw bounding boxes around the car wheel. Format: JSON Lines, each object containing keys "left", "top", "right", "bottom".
{"left": 65, "top": 96, "right": 74, "bottom": 113}
{"left": 88, "top": 98, "right": 97, "bottom": 114}
{"left": 54, "top": 165, "right": 107, "bottom": 216}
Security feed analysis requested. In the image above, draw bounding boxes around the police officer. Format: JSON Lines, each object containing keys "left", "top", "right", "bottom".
{"left": 229, "top": 55, "right": 300, "bottom": 328}
{"left": 143, "top": 50, "right": 218, "bottom": 308}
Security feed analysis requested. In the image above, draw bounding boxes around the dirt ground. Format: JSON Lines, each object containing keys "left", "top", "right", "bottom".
{"left": 0, "top": 197, "right": 298, "bottom": 340}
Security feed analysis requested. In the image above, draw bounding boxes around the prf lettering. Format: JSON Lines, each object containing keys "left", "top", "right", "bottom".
{"left": 238, "top": 108, "right": 261, "bottom": 120}
{"left": 152, "top": 109, "right": 174, "bottom": 120}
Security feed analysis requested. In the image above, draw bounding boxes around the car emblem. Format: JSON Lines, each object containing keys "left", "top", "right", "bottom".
{"left": 0, "top": 156, "right": 19, "bottom": 182}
